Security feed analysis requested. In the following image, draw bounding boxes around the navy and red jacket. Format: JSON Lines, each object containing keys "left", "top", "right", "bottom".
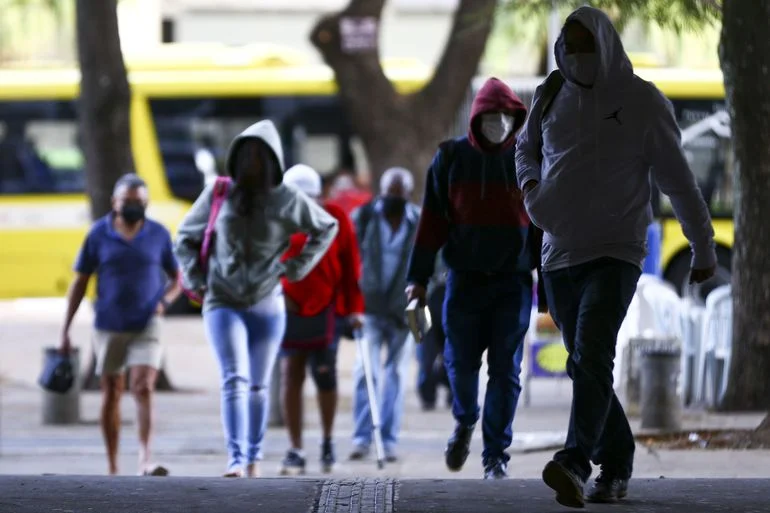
{"left": 407, "top": 77, "right": 537, "bottom": 289}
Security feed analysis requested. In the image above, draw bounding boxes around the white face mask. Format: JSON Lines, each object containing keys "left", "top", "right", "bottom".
{"left": 480, "top": 113, "right": 514, "bottom": 144}
{"left": 565, "top": 53, "right": 598, "bottom": 86}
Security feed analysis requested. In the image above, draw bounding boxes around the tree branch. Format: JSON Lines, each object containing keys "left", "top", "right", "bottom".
{"left": 309, "top": 0, "right": 397, "bottom": 117}
{"left": 418, "top": 0, "right": 497, "bottom": 125}
{"left": 310, "top": 0, "right": 413, "bottom": 164}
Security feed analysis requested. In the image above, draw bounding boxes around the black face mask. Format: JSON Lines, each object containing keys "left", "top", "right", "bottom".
{"left": 120, "top": 202, "right": 146, "bottom": 225}
{"left": 382, "top": 196, "right": 407, "bottom": 217}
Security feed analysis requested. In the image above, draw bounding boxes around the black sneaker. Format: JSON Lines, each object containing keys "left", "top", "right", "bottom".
{"left": 279, "top": 449, "right": 306, "bottom": 476}
{"left": 445, "top": 423, "right": 474, "bottom": 472}
{"left": 320, "top": 440, "right": 336, "bottom": 473}
{"left": 542, "top": 460, "right": 586, "bottom": 509}
{"left": 483, "top": 459, "right": 508, "bottom": 480}
{"left": 586, "top": 470, "right": 629, "bottom": 503}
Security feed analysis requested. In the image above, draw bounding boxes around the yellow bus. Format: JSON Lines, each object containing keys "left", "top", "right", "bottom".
{"left": 495, "top": 67, "right": 732, "bottom": 299}
{"left": 0, "top": 44, "right": 732, "bottom": 307}
{"left": 0, "top": 43, "right": 431, "bottom": 310}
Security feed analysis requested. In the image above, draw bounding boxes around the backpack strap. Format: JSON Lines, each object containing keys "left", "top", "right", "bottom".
{"left": 354, "top": 200, "right": 376, "bottom": 245}
{"left": 531, "top": 70, "right": 563, "bottom": 313}
{"left": 199, "top": 176, "right": 231, "bottom": 272}
{"left": 536, "top": 70, "right": 565, "bottom": 164}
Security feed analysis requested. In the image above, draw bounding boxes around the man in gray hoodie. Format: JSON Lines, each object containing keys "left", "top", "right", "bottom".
{"left": 516, "top": 7, "right": 716, "bottom": 508}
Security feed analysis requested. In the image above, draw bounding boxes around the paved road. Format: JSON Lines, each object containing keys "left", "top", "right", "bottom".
{"left": 1, "top": 476, "right": 769, "bottom": 513}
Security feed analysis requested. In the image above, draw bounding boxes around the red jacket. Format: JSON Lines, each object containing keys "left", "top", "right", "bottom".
{"left": 281, "top": 202, "right": 365, "bottom": 317}
{"left": 326, "top": 188, "right": 373, "bottom": 218}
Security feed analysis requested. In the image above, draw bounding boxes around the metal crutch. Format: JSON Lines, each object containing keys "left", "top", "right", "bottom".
{"left": 354, "top": 328, "right": 386, "bottom": 469}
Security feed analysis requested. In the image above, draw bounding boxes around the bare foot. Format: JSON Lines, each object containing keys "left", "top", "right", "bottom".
{"left": 246, "top": 462, "right": 260, "bottom": 478}
{"left": 223, "top": 468, "right": 243, "bottom": 478}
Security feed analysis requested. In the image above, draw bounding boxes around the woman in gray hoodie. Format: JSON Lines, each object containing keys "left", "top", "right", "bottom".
{"left": 174, "top": 120, "right": 339, "bottom": 478}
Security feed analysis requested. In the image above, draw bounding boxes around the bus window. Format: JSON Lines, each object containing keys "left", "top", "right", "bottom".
{"left": 148, "top": 95, "right": 353, "bottom": 199}
{"left": 658, "top": 99, "right": 734, "bottom": 219}
{"left": 0, "top": 100, "right": 84, "bottom": 195}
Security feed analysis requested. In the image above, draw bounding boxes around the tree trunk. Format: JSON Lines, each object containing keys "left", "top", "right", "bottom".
{"left": 76, "top": 0, "right": 174, "bottom": 391}
{"left": 76, "top": 0, "right": 133, "bottom": 219}
{"left": 310, "top": 0, "right": 497, "bottom": 200}
{"left": 717, "top": 0, "right": 770, "bottom": 411}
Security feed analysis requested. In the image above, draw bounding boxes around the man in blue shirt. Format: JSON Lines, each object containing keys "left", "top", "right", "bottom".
{"left": 59, "top": 174, "right": 181, "bottom": 476}
{"left": 349, "top": 167, "right": 420, "bottom": 463}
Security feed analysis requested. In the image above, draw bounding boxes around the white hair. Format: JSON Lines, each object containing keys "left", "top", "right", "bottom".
{"left": 379, "top": 167, "right": 414, "bottom": 195}
{"left": 284, "top": 164, "right": 322, "bottom": 197}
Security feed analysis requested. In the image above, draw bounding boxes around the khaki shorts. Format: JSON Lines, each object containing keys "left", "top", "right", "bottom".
{"left": 93, "top": 318, "right": 163, "bottom": 376}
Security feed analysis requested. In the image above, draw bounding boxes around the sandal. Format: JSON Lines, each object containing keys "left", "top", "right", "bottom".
{"left": 141, "top": 465, "right": 169, "bottom": 477}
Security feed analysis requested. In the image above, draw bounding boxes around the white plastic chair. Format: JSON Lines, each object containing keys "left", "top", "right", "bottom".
{"left": 641, "top": 280, "right": 684, "bottom": 339}
{"left": 678, "top": 297, "right": 706, "bottom": 405}
{"left": 696, "top": 285, "right": 733, "bottom": 408}
{"left": 615, "top": 275, "right": 676, "bottom": 397}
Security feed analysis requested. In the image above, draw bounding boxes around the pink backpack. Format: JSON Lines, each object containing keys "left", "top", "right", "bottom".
{"left": 180, "top": 176, "right": 232, "bottom": 306}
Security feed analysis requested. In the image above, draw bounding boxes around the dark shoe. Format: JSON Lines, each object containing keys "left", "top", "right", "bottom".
{"left": 586, "top": 470, "right": 629, "bottom": 503}
{"left": 483, "top": 459, "right": 508, "bottom": 480}
{"left": 542, "top": 460, "right": 586, "bottom": 509}
{"left": 320, "top": 440, "right": 336, "bottom": 473}
{"left": 421, "top": 401, "right": 437, "bottom": 412}
{"left": 445, "top": 423, "right": 475, "bottom": 472}
{"left": 279, "top": 449, "right": 306, "bottom": 476}
{"left": 348, "top": 444, "right": 370, "bottom": 461}
{"left": 385, "top": 449, "right": 398, "bottom": 463}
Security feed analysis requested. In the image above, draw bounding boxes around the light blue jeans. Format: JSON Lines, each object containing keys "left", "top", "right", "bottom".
{"left": 352, "top": 314, "right": 413, "bottom": 454}
{"left": 203, "top": 287, "right": 286, "bottom": 472}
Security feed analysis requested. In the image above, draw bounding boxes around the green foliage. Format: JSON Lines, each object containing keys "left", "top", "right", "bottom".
{"left": 2, "top": 0, "right": 62, "bottom": 19}
{"left": 504, "top": 0, "right": 721, "bottom": 33}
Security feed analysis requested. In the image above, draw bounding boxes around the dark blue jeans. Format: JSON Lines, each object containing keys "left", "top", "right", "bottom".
{"left": 417, "top": 283, "right": 450, "bottom": 407}
{"left": 543, "top": 257, "right": 641, "bottom": 482}
{"left": 443, "top": 270, "right": 531, "bottom": 465}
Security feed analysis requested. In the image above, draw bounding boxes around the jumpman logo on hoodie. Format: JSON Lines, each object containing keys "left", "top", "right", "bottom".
{"left": 604, "top": 107, "right": 623, "bottom": 125}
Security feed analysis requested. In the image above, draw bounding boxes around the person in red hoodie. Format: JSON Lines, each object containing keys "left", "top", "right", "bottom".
{"left": 406, "top": 78, "right": 542, "bottom": 479}
{"left": 325, "top": 166, "right": 373, "bottom": 217}
{"left": 279, "top": 164, "right": 365, "bottom": 476}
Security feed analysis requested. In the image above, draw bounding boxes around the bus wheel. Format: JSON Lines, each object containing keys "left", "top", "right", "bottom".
{"left": 664, "top": 246, "right": 732, "bottom": 304}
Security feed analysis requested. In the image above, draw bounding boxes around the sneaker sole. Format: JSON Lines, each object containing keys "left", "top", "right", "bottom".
{"left": 542, "top": 461, "right": 585, "bottom": 509}
{"left": 444, "top": 445, "right": 470, "bottom": 472}
{"left": 586, "top": 489, "right": 627, "bottom": 504}
{"left": 279, "top": 467, "right": 306, "bottom": 477}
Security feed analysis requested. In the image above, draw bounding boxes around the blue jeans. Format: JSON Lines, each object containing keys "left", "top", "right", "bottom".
{"left": 352, "top": 314, "right": 412, "bottom": 453}
{"left": 203, "top": 288, "right": 286, "bottom": 471}
{"left": 543, "top": 257, "right": 641, "bottom": 481}
{"left": 443, "top": 270, "right": 531, "bottom": 465}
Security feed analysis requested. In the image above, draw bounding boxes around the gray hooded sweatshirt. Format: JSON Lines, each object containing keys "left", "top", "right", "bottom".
{"left": 174, "top": 120, "right": 339, "bottom": 311}
{"left": 515, "top": 6, "right": 716, "bottom": 272}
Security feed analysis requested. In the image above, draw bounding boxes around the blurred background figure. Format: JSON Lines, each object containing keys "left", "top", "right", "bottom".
{"left": 349, "top": 166, "right": 419, "bottom": 464}
{"left": 278, "top": 163, "right": 365, "bottom": 476}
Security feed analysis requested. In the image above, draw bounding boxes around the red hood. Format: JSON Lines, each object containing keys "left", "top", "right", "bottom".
{"left": 469, "top": 77, "right": 528, "bottom": 153}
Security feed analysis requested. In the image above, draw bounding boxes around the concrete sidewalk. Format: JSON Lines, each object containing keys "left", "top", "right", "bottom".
{"left": 1, "top": 476, "right": 769, "bottom": 512}
{"left": 2, "top": 298, "right": 770, "bottom": 480}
